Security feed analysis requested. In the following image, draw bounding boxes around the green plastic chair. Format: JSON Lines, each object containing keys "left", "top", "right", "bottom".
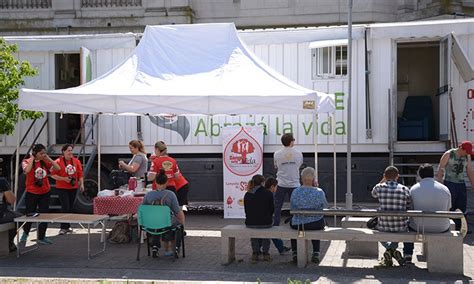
{"left": 136, "top": 204, "right": 185, "bottom": 260}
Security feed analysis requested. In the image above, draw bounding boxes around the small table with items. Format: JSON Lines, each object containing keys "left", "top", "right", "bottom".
{"left": 14, "top": 213, "right": 108, "bottom": 259}
{"left": 93, "top": 196, "right": 144, "bottom": 216}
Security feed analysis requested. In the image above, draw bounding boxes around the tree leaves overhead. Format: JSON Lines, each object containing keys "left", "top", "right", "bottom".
{"left": 0, "top": 38, "right": 42, "bottom": 135}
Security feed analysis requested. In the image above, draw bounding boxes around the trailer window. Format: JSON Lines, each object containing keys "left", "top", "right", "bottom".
{"left": 312, "top": 45, "right": 347, "bottom": 79}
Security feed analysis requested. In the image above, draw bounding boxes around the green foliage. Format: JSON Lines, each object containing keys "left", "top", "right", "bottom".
{"left": 288, "top": 278, "right": 311, "bottom": 284}
{"left": 0, "top": 37, "right": 41, "bottom": 135}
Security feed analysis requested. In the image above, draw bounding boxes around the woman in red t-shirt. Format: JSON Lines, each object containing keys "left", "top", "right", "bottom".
{"left": 21, "top": 144, "right": 60, "bottom": 244}
{"left": 147, "top": 141, "right": 180, "bottom": 193}
{"left": 51, "top": 144, "right": 84, "bottom": 235}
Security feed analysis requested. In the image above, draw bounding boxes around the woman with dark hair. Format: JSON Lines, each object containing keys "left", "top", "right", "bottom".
{"left": 244, "top": 174, "right": 274, "bottom": 263}
{"left": 51, "top": 144, "right": 84, "bottom": 235}
{"left": 119, "top": 140, "right": 148, "bottom": 180}
{"left": 21, "top": 143, "right": 60, "bottom": 244}
{"left": 143, "top": 169, "right": 185, "bottom": 258}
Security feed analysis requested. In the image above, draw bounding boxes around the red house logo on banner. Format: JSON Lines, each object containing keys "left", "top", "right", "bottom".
{"left": 224, "top": 128, "right": 263, "bottom": 176}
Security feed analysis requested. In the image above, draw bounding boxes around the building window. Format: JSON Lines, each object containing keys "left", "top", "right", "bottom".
{"left": 312, "top": 45, "right": 347, "bottom": 79}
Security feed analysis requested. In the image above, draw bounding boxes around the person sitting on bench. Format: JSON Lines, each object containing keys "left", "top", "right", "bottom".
{"left": 289, "top": 167, "right": 328, "bottom": 264}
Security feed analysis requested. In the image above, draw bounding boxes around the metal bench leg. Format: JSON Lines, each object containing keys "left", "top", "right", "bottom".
{"left": 221, "top": 236, "right": 235, "bottom": 265}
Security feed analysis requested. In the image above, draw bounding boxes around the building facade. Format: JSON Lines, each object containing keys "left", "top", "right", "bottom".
{"left": 1, "top": 0, "right": 474, "bottom": 35}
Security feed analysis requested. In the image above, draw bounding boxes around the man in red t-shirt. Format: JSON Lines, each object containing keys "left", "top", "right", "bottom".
{"left": 21, "top": 144, "right": 60, "bottom": 245}
{"left": 147, "top": 141, "right": 180, "bottom": 193}
{"left": 51, "top": 144, "right": 84, "bottom": 235}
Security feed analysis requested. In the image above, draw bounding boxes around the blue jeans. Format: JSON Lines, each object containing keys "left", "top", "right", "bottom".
{"left": 246, "top": 224, "right": 272, "bottom": 254}
{"left": 444, "top": 180, "right": 467, "bottom": 230}
{"left": 381, "top": 241, "right": 413, "bottom": 256}
{"left": 272, "top": 186, "right": 296, "bottom": 252}
{"left": 290, "top": 218, "right": 325, "bottom": 253}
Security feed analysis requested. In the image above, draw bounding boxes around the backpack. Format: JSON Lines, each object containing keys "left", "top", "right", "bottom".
{"left": 108, "top": 221, "right": 131, "bottom": 244}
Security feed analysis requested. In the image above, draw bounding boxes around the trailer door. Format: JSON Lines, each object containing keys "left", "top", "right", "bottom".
{"left": 80, "top": 47, "right": 94, "bottom": 145}
{"left": 439, "top": 35, "right": 451, "bottom": 141}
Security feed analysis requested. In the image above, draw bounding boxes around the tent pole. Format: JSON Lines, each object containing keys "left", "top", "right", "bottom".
{"left": 346, "top": 0, "right": 353, "bottom": 209}
{"left": 13, "top": 112, "right": 21, "bottom": 211}
{"left": 97, "top": 114, "right": 101, "bottom": 193}
{"left": 314, "top": 112, "right": 318, "bottom": 180}
{"left": 332, "top": 114, "right": 337, "bottom": 225}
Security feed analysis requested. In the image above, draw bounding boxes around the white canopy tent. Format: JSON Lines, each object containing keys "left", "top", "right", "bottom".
{"left": 18, "top": 23, "right": 336, "bottom": 206}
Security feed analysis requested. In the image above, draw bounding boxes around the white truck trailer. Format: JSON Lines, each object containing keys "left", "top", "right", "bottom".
{"left": 2, "top": 19, "right": 474, "bottom": 211}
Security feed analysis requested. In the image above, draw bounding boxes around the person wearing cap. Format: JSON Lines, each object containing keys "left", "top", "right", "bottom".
{"left": 147, "top": 141, "right": 180, "bottom": 193}
{"left": 436, "top": 141, "right": 474, "bottom": 230}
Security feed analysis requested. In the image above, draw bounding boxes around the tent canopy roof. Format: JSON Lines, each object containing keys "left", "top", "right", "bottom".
{"left": 20, "top": 23, "right": 334, "bottom": 115}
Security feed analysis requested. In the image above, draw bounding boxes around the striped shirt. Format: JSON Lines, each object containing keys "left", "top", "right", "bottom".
{"left": 371, "top": 180, "right": 411, "bottom": 232}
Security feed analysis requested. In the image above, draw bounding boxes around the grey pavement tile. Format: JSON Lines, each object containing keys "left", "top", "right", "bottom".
{"left": 0, "top": 214, "right": 472, "bottom": 283}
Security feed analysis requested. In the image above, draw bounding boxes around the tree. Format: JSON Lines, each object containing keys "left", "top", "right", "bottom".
{"left": 0, "top": 38, "right": 41, "bottom": 135}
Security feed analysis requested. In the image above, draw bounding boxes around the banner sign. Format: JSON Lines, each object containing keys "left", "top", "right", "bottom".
{"left": 223, "top": 126, "right": 264, "bottom": 219}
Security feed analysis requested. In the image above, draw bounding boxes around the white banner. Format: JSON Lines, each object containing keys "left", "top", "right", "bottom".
{"left": 223, "top": 126, "right": 264, "bottom": 219}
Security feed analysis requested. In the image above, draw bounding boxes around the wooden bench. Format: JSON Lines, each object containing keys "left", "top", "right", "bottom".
{"left": 221, "top": 224, "right": 463, "bottom": 274}
{"left": 0, "top": 222, "right": 15, "bottom": 257}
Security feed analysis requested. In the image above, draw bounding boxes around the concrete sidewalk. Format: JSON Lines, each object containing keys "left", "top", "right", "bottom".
{"left": 0, "top": 214, "right": 472, "bottom": 283}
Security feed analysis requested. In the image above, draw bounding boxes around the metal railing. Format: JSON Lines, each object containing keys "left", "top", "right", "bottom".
{"left": 0, "top": 0, "right": 51, "bottom": 9}
{"left": 9, "top": 118, "right": 47, "bottom": 184}
{"left": 81, "top": 0, "right": 142, "bottom": 8}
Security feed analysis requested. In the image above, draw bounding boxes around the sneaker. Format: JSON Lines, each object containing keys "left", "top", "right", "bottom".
{"left": 262, "top": 253, "right": 272, "bottom": 262}
{"left": 382, "top": 249, "right": 394, "bottom": 267}
{"left": 20, "top": 232, "right": 28, "bottom": 242}
{"left": 151, "top": 246, "right": 159, "bottom": 258}
{"left": 279, "top": 246, "right": 291, "bottom": 255}
{"left": 311, "top": 252, "right": 320, "bottom": 264}
{"left": 404, "top": 254, "right": 413, "bottom": 264}
{"left": 391, "top": 249, "right": 405, "bottom": 266}
{"left": 59, "top": 229, "right": 68, "bottom": 235}
{"left": 251, "top": 252, "right": 259, "bottom": 263}
{"left": 37, "top": 237, "right": 53, "bottom": 245}
{"left": 174, "top": 247, "right": 180, "bottom": 258}
{"left": 292, "top": 252, "right": 297, "bottom": 263}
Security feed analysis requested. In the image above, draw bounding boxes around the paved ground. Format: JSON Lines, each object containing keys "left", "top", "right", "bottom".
{"left": 0, "top": 213, "right": 473, "bottom": 283}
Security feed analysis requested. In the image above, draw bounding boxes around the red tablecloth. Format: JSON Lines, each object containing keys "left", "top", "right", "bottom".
{"left": 93, "top": 196, "right": 144, "bottom": 215}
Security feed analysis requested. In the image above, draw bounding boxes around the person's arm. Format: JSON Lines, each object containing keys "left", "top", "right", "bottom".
{"left": 147, "top": 172, "right": 156, "bottom": 182}
{"left": 22, "top": 156, "right": 35, "bottom": 174}
{"left": 269, "top": 192, "right": 274, "bottom": 215}
{"left": 174, "top": 163, "right": 180, "bottom": 178}
{"left": 3, "top": 190, "right": 16, "bottom": 205}
{"left": 371, "top": 185, "right": 379, "bottom": 199}
{"left": 273, "top": 153, "right": 278, "bottom": 170}
{"left": 119, "top": 161, "right": 140, "bottom": 173}
{"left": 321, "top": 192, "right": 329, "bottom": 209}
{"left": 47, "top": 155, "right": 61, "bottom": 171}
{"left": 405, "top": 187, "right": 411, "bottom": 210}
{"left": 51, "top": 174, "right": 71, "bottom": 182}
{"left": 51, "top": 159, "right": 69, "bottom": 182}
{"left": 436, "top": 152, "right": 450, "bottom": 182}
{"left": 176, "top": 210, "right": 185, "bottom": 226}
{"left": 147, "top": 160, "right": 157, "bottom": 181}
{"left": 76, "top": 159, "right": 85, "bottom": 192}
{"left": 466, "top": 155, "right": 474, "bottom": 191}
